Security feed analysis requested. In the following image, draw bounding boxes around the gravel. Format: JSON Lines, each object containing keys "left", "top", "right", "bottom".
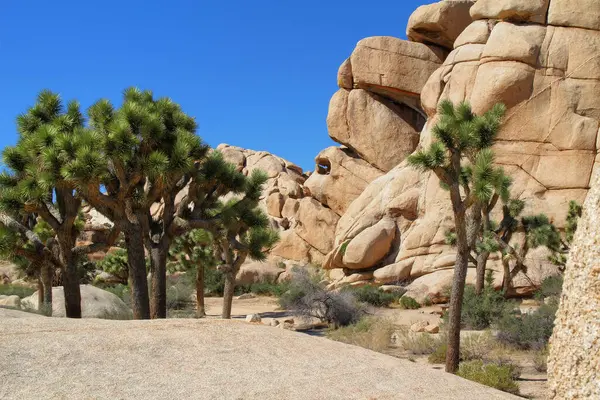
{"left": 0, "top": 309, "right": 519, "bottom": 400}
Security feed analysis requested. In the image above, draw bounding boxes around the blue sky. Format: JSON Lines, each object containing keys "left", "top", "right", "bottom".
{"left": 0, "top": 0, "right": 427, "bottom": 171}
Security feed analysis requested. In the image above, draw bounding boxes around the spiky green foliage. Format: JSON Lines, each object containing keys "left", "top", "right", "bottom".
{"left": 407, "top": 101, "right": 507, "bottom": 202}
{"left": 97, "top": 249, "right": 129, "bottom": 284}
{"left": 565, "top": 200, "right": 582, "bottom": 244}
{"left": 0, "top": 92, "right": 95, "bottom": 289}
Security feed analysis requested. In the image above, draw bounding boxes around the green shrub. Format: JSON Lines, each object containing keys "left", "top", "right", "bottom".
{"left": 426, "top": 331, "right": 496, "bottom": 364}
{"left": 236, "top": 281, "right": 290, "bottom": 297}
{"left": 0, "top": 284, "right": 36, "bottom": 298}
{"left": 327, "top": 317, "right": 395, "bottom": 352}
{"left": 104, "top": 284, "right": 131, "bottom": 307}
{"left": 460, "top": 283, "right": 513, "bottom": 330}
{"left": 457, "top": 360, "right": 520, "bottom": 395}
{"left": 204, "top": 267, "right": 225, "bottom": 297}
{"left": 535, "top": 275, "right": 563, "bottom": 300}
{"left": 495, "top": 302, "right": 558, "bottom": 350}
{"left": 96, "top": 249, "right": 129, "bottom": 284}
{"left": 343, "top": 285, "right": 402, "bottom": 307}
{"left": 428, "top": 341, "right": 447, "bottom": 364}
{"left": 395, "top": 328, "right": 444, "bottom": 355}
{"left": 400, "top": 296, "right": 420, "bottom": 310}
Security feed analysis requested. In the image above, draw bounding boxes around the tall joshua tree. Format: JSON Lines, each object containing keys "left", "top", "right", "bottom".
{"left": 0, "top": 91, "right": 118, "bottom": 317}
{"left": 214, "top": 194, "right": 279, "bottom": 319}
{"left": 408, "top": 100, "right": 506, "bottom": 373}
{"left": 59, "top": 88, "right": 206, "bottom": 319}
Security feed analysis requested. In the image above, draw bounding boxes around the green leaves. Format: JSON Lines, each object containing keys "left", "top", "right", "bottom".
{"left": 471, "top": 149, "right": 512, "bottom": 204}
{"left": 407, "top": 142, "right": 447, "bottom": 172}
{"left": 244, "top": 227, "right": 280, "bottom": 261}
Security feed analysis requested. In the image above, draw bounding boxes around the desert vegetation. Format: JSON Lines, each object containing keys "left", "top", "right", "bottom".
{"left": 0, "top": 89, "right": 279, "bottom": 320}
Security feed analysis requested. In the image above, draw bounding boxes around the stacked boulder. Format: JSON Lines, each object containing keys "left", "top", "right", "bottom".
{"left": 322, "top": 0, "right": 600, "bottom": 300}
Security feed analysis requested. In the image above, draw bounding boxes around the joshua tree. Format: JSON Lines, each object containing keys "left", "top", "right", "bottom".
{"left": 408, "top": 100, "right": 506, "bottom": 373}
{"left": 59, "top": 88, "right": 206, "bottom": 319}
{"left": 0, "top": 213, "right": 59, "bottom": 314}
{"left": 168, "top": 229, "right": 216, "bottom": 318}
{"left": 215, "top": 196, "right": 279, "bottom": 319}
{"left": 0, "top": 91, "right": 118, "bottom": 317}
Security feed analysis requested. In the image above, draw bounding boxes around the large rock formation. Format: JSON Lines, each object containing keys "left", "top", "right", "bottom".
{"left": 320, "top": 0, "right": 599, "bottom": 297}
{"left": 76, "top": 0, "right": 600, "bottom": 301}
{"left": 548, "top": 168, "right": 600, "bottom": 399}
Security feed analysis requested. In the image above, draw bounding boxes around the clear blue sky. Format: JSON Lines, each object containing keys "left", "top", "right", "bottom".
{"left": 0, "top": 0, "right": 427, "bottom": 171}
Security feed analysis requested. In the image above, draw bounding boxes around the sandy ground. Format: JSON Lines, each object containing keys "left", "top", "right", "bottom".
{"left": 0, "top": 308, "right": 520, "bottom": 400}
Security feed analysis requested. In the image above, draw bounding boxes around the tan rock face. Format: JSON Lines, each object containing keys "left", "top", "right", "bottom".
{"left": 235, "top": 261, "right": 284, "bottom": 285}
{"left": 322, "top": 0, "right": 600, "bottom": 297}
{"left": 470, "top": 0, "right": 550, "bottom": 24}
{"left": 304, "top": 147, "right": 383, "bottom": 216}
{"left": 342, "top": 218, "right": 396, "bottom": 270}
{"left": 327, "top": 89, "right": 423, "bottom": 172}
{"left": 350, "top": 36, "right": 446, "bottom": 101}
{"left": 407, "top": 0, "right": 476, "bottom": 49}
{"left": 549, "top": 168, "right": 600, "bottom": 399}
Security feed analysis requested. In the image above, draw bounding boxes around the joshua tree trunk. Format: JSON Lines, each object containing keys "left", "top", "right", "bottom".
{"left": 196, "top": 264, "right": 206, "bottom": 318}
{"left": 475, "top": 252, "right": 490, "bottom": 294}
{"left": 59, "top": 237, "right": 81, "bottom": 319}
{"left": 150, "top": 244, "right": 168, "bottom": 319}
{"left": 222, "top": 269, "right": 235, "bottom": 319}
{"left": 446, "top": 182, "right": 469, "bottom": 374}
{"left": 40, "top": 261, "right": 53, "bottom": 316}
{"left": 124, "top": 226, "right": 151, "bottom": 319}
{"left": 502, "top": 258, "right": 512, "bottom": 295}
{"left": 37, "top": 278, "right": 44, "bottom": 310}
{"left": 475, "top": 211, "right": 491, "bottom": 295}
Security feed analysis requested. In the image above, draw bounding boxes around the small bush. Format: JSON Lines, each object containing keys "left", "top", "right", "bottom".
{"left": 495, "top": 302, "right": 558, "bottom": 350}
{"left": 327, "top": 317, "right": 395, "bottom": 352}
{"left": 344, "top": 285, "right": 402, "bottom": 307}
{"left": 236, "top": 281, "right": 290, "bottom": 297}
{"left": 204, "top": 267, "right": 225, "bottom": 297}
{"left": 535, "top": 275, "right": 563, "bottom": 300}
{"left": 280, "top": 268, "right": 363, "bottom": 327}
{"left": 457, "top": 360, "right": 520, "bottom": 395}
{"left": 426, "top": 332, "right": 497, "bottom": 364}
{"left": 395, "top": 327, "right": 443, "bottom": 355}
{"left": 400, "top": 296, "right": 420, "bottom": 310}
{"left": 428, "top": 341, "right": 447, "bottom": 364}
{"left": 0, "top": 284, "right": 36, "bottom": 298}
{"left": 104, "top": 284, "right": 131, "bottom": 307}
{"left": 460, "top": 331, "right": 495, "bottom": 361}
{"left": 532, "top": 347, "right": 548, "bottom": 373}
{"left": 460, "top": 273, "right": 513, "bottom": 330}
{"left": 97, "top": 249, "right": 129, "bottom": 284}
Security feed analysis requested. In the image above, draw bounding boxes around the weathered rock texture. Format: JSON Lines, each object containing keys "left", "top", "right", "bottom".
{"left": 321, "top": 0, "right": 600, "bottom": 297}
{"left": 548, "top": 168, "right": 600, "bottom": 399}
